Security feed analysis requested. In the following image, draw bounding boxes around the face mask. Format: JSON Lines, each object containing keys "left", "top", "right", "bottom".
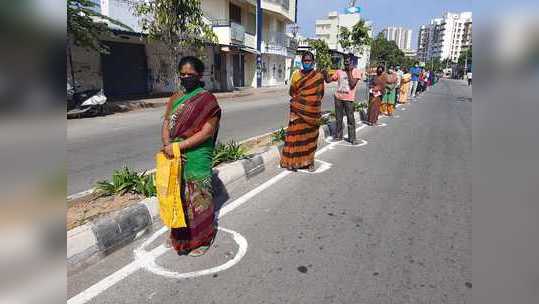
{"left": 302, "top": 62, "right": 314, "bottom": 71}
{"left": 181, "top": 76, "right": 200, "bottom": 92}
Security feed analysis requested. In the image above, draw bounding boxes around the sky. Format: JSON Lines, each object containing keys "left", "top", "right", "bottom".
{"left": 296, "top": 0, "right": 473, "bottom": 49}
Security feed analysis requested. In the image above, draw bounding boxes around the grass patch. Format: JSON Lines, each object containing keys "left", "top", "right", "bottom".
{"left": 212, "top": 140, "right": 248, "bottom": 167}
{"left": 271, "top": 127, "right": 286, "bottom": 143}
{"left": 96, "top": 166, "right": 156, "bottom": 198}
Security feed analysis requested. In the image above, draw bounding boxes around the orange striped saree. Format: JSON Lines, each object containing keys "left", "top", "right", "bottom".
{"left": 280, "top": 70, "right": 325, "bottom": 170}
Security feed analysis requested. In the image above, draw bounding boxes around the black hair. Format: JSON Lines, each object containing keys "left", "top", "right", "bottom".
{"left": 178, "top": 56, "right": 205, "bottom": 75}
{"left": 377, "top": 65, "right": 385, "bottom": 71}
{"left": 302, "top": 51, "right": 315, "bottom": 61}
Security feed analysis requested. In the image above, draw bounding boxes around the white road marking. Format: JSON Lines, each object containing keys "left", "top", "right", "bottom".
{"left": 298, "top": 160, "right": 333, "bottom": 174}
{"left": 400, "top": 108, "right": 407, "bottom": 111}
{"left": 68, "top": 120, "right": 376, "bottom": 304}
{"left": 135, "top": 227, "right": 248, "bottom": 280}
{"left": 333, "top": 139, "right": 368, "bottom": 148}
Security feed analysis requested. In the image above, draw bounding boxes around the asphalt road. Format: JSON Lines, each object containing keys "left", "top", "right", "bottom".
{"left": 68, "top": 79, "right": 471, "bottom": 304}
{"left": 67, "top": 84, "right": 353, "bottom": 195}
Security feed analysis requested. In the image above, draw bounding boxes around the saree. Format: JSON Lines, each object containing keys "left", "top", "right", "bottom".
{"left": 367, "top": 74, "right": 385, "bottom": 125}
{"left": 167, "top": 87, "right": 221, "bottom": 254}
{"left": 280, "top": 70, "right": 324, "bottom": 170}
{"left": 381, "top": 73, "right": 398, "bottom": 116}
{"left": 399, "top": 73, "right": 411, "bottom": 103}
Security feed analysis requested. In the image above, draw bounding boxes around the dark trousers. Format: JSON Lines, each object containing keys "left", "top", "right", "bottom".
{"left": 334, "top": 98, "right": 356, "bottom": 142}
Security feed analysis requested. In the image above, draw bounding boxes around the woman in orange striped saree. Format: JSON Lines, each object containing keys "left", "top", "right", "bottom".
{"left": 280, "top": 51, "right": 327, "bottom": 172}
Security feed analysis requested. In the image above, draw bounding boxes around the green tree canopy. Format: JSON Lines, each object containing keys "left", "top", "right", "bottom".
{"left": 307, "top": 39, "right": 332, "bottom": 70}
{"left": 458, "top": 46, "right": 472, "bottom": 67}
{"left": 134, "top": 0, "right": 216, "bottom": 55}
{"left": 338, "top": 20, "right": 372, "bottom": 55}
{"left": 133, "top": 0, "right": 217, "bottom": 83}
{"left": 369, "top": 33, "right": 406, "bottom": 68}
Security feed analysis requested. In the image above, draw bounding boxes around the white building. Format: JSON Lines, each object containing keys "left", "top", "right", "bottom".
{"left": 417, "top": 12, "right": 472, "bottom": 63}
{"left": 315, "top": 10, "right": 372, "bottom": 70}
{"left": 381, "top": 26, "right": 412, "bottom": 50}
{"left": 203, "top": 0, "right": 298, "bottom": 87}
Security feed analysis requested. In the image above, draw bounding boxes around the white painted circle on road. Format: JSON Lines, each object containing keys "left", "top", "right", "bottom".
{"left": 134, "top": 227, "right": 248, "bottom": 280}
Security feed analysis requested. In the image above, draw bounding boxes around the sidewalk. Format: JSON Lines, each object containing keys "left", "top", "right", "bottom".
{"left": 105, "top": 85, "right": 289, "bottom": 114}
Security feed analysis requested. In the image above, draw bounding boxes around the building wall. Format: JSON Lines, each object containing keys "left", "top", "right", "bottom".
{"left": 68, "top": 45, "right": 102, "bottom": 92}
{"left": 244, "top": 53, "right": 257, "bottom": 87}
{"left": 382, "top": 26, "right": 412, "bottom": 50}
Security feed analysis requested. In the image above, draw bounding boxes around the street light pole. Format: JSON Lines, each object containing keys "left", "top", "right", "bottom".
{"left": 256, "top": 0, "right": 263, "bottom": 88}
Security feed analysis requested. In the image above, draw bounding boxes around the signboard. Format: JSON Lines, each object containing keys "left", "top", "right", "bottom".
{"left": 345, "top": 6, "right": 361, "bottom": 14}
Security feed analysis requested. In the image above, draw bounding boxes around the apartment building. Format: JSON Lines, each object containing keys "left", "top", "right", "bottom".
{"left": 315, "top": 11, "right": 372, "bottom": 70}
{"left": 381, "top": 26, "right": 412, "bottom": 50}
{"left": 417, "top": 12, "right": 472, "bottom": 63}
{"left": 68, "top": 0, "right": 297, "bottom": 98}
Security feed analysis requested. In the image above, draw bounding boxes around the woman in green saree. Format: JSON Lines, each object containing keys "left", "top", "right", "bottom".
{"left": 161, "top": 57, "right": 221, "bottom": 256}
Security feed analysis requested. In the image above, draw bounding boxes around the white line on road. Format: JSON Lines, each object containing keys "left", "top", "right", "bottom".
{"left": 298, "top": 160, "right": 333, "bottom": 174}
{"left": 135, "top": 227, "right": 248, "bottom": 280}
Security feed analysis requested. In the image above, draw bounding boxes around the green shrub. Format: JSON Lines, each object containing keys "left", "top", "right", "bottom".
{"left": 271, "top": 127, "right": 286, "bottom": 143}
{"left": 212, "top": 140, "right": 248, "bottom": 167}
{"left": 354, "top": 101, "right": 368, "bottom": 112}
{"left": 319, "top": 116, "right": 330, "bottom": 126}
{"left": 96, "top": 166, "right": 156, "bottom": 197}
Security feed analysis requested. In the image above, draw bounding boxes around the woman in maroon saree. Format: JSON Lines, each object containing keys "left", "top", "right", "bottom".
{"left": 161, "top": 57, "right": 221, "bottom": 256}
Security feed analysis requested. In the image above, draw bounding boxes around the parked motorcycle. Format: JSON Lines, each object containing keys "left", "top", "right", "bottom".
{"left": 67, "top": 83, "right": 108, "bottom": 118}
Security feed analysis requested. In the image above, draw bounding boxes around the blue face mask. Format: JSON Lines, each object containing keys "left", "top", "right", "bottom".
{"left": 302, "top": 62, "right": 314, "bottom": 71}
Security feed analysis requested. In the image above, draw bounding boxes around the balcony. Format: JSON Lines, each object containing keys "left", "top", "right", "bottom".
{"left": 262, "top": 0, "right": 293, "bottom": 22}
{"left": 230, "top": 22, "right": 245, "bottom": 44}
{"left": 209, "top": 18, "right": 257, "bottom": 50}
{"left": 261, "top": 31, "right": 293, "bottom": 56}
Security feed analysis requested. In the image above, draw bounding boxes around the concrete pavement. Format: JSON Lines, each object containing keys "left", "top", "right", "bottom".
{"left": 68, "top": 80, "right": 471, "bottom": 304}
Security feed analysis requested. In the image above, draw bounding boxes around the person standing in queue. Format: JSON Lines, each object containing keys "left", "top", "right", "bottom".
{"left": 410, "top": 62, "right": 421, "bottom": 99}
{"left": 381, "top": 66, "right": 398, "bottom": 117}
{"left": 328, "top": 53, "right": 362, "bottom": 144}
{"left": 366, "top": 65, "right": 386, "bottom": 126}
{"left": 280, "top": 51, "right": 329, "bottom": 172}
{"left": 161, "top": 56, "right": 221, "bottom": 257}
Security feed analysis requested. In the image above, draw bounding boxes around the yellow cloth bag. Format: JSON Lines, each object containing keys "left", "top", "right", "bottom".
{"left": 155, "top": 142, "right": 187, "bottom": 228}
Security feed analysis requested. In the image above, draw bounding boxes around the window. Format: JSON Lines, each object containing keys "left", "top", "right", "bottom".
{"left": 230, "top": 3, "right": 241, "bottom": 24}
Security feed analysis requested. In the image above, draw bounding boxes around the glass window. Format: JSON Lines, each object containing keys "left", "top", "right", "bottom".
{"left": 230, "top": 3, "right": 241, "bottom": 24}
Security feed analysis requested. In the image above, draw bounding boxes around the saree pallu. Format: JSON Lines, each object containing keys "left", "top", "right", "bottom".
{"left": 381, "top": 88, "right": 396, "bottom": 116}
{"left": 367, "top": 94, "right": 381, "bottom": 125}
{"left": 167, "top": 88, "right": 221, "bottom": 253}
{"left": 170, "top": 180, "right": 216, "bottom": 253}
{"left": 399, "top": 74, "right": 411, "bottom": 103}
{"left": 280, "top": 70, "right": 324, "bottom": 170}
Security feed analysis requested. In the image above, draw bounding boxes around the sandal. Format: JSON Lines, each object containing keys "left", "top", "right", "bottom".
{"left": 188, "top": 245, "right": 210, "bottom": 257}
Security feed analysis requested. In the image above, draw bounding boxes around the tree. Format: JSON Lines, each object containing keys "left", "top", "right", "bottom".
{"left": 338, "top": 20, "right": 372, "bottom": 55}
{"left": 369, "top": 33, "right": 406, "bottom": 67}
{"left": 133, "top": 0, "right": 217, "bottom": 83}
{"left": 307, "top": 39, "right": 332, "bottom": 70}
{"left": 67, "top": 0, "right": 133, "bottom": 53}
{"left": 458, "top": 46, "right": 472, "bottom": 70}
